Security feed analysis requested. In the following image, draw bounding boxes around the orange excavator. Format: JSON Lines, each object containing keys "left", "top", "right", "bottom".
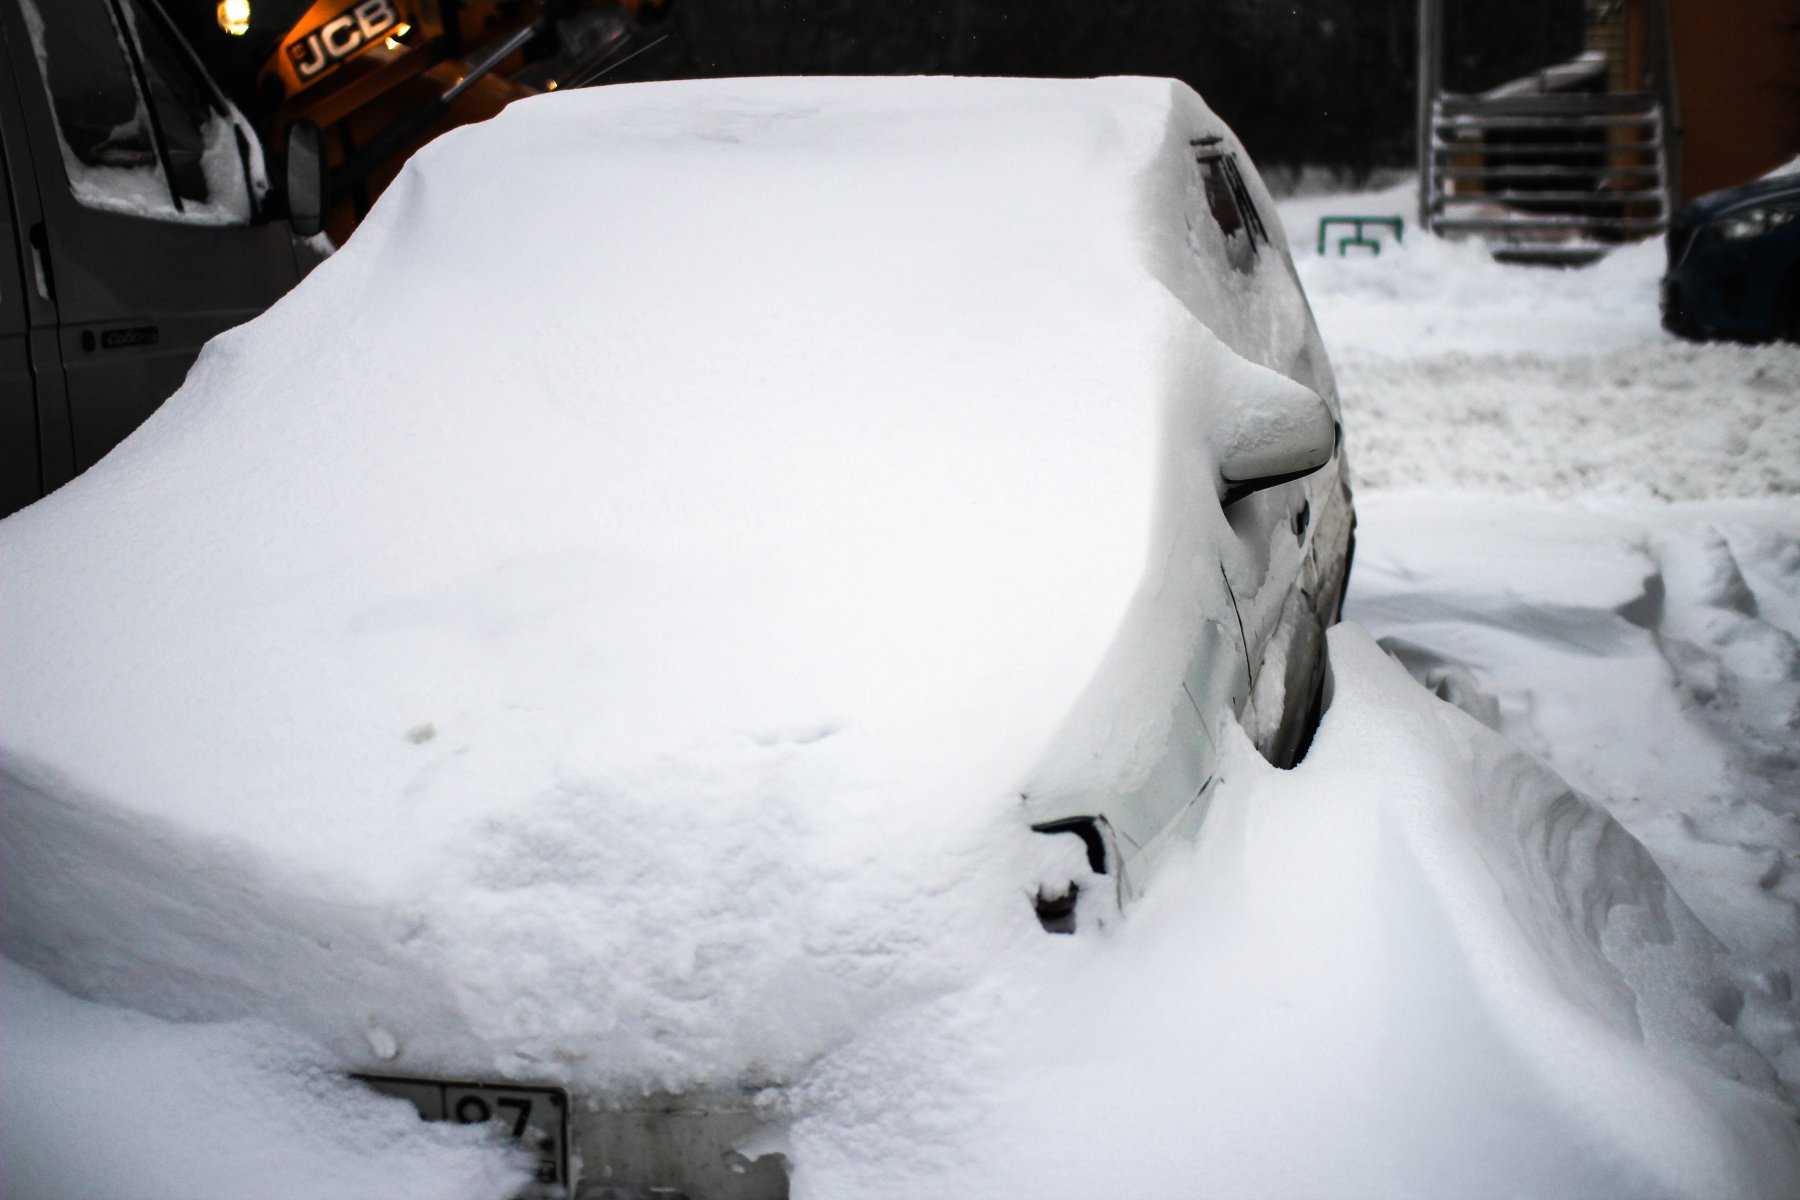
{"left": 226, "top": 0, "right": 672, "bottom": 241}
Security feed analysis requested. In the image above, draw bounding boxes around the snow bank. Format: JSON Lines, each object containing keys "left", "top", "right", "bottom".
{"left": 1349, "top": 494, "right": 1800, "bottom": 1094}
{"left": 1268, "top": 177, "right": 1800, "bottom": 1190}
{"left": 1283, "top": 179, "right": 1667, "bottom": 356}
{"left": 787, "top": 625, "right": 1800, "bottom": 1199}
{"left": 0, "top": 956, "right": 530, "bottom": 1200}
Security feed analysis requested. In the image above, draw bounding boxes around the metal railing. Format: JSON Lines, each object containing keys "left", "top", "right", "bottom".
{"left": 1417, "top": 0, "right": 1679, "bottom": 248}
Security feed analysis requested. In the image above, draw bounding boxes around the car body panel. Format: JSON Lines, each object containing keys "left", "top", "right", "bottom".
{"left": 0, "top": 84, "right": 42, "bottom": 515}
{"left": 1016, "top": 90, "right": 1349, "bottom": 904}
{"left": 1662, "top": 172, "right": 1800, "bottom": 342}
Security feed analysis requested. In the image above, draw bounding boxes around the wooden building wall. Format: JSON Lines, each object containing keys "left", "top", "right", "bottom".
{"left": 1669, "top": 0, "right": 1800, "bottom": 199}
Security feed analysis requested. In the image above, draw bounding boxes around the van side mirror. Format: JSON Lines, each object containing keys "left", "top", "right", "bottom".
{"left": 1212, "top": 356, "right": 1337, "bottom": 507}
{"left": 285, "top": 120, "right": 328, "bottom": 239}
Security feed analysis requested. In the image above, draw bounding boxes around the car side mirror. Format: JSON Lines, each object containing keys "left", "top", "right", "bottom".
{"left": 1212, "top": 356, "right": 1337, "bottom": 507}
{"left": 285, "top": 120, "right": 328, "bottom": 239}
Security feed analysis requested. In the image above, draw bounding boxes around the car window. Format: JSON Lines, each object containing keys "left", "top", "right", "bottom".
{"left": 1192, "top": 138, "right": 1269, "bottom": 273}
{"left": 18, "top": 0, "right": 250, "bottom": 224}
{"left": 1201, "top": 159, "right": 1245, "bottom": 240}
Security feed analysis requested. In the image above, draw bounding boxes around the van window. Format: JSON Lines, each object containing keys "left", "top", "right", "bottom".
{"left": 18, "top": 0, "right": 250, "bottom": 224}
{"left": 117, "top": 0, "right": 252, "bottom": 219}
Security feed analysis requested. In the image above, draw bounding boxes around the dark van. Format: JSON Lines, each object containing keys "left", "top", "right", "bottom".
{"left": 0, "top": 0, "right": 313, "bottom": 518}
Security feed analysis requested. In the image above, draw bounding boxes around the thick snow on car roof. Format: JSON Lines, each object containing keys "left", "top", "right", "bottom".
{"left": 0, "top": 76, "right": 1283, "bottom": 1079}
{"left": 7, "top": 79, "right": 1210, "bottom": 845}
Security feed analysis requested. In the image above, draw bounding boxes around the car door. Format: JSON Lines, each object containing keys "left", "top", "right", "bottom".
{"left": 0, "top": 52, "right": 76, "bottom": 518}
{"left": 0, "top": 0, "right": 301, "bottom": 497}
{"left": 0, "top": 119, "right": 40, "bottom": 515}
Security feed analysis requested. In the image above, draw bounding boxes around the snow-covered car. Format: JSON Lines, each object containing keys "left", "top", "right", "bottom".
{"left": 0, "top": 77, "right": 1349, "bottom": 1197}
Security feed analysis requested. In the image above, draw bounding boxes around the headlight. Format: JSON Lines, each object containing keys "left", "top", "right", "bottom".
{"left": 1715, "top": 207, "right": 1796, "bottom": 240}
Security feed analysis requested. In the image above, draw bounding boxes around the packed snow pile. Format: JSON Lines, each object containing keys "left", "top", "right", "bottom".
{"left": 1282, "top": 175, "right": 1800, "bottom": 1192}
{"left": 5, "top": 76, "right": 1800, "bottom": 1199}
{"left": 0, "top": 959, "right": 531, "bottom": 1200}
{"left": 1350, "top": 496, "right": 1800, "bottom": 1094}
{"left": 788, "top": 626, "right": 1800, "bottom": 1198}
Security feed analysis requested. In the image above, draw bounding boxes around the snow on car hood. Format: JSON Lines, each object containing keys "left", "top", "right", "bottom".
{"left": 0, "top": 77, "right": 1281, "bottom": 1085}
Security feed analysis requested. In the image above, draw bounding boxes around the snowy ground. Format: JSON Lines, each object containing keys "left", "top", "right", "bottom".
{"left": 1284, "top": 179, "right": 1800, "bottom": 1100}
{"left": 4, "top": 87, "right": 1800, "bottom": 1199}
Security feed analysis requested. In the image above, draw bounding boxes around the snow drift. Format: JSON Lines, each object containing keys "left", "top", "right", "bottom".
{"left": 0, "top": 957, "right": 531, "bottom": 1200}
{"left": 801, "top": 625, "right": 1797, "bottom": 1200}
{"left": 1350, "top": 494, "right": 1800, "bottom": 1097}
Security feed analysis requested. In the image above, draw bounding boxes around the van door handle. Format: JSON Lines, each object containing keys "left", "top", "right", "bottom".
{"left": 27, "top": 223, "right": 53, "bottom": 302}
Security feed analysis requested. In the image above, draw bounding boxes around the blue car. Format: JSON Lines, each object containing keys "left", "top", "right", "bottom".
{"left": 1661, "top": 172, "right": 1800, "bottom": 342}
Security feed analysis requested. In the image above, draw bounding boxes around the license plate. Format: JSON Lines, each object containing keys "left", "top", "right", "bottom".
{"left": 355, "top": 1073, "right": 570, "bottom": 1189}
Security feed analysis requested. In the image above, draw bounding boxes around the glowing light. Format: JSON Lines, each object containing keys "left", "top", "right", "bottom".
{"left": 216, "top": 0, "right": 250, "bottom": 36}
{"left": 384, "top": 22, "right": 411, "bottom": 50}
{"left": 547, "top": 80, "right": 558, "bottom": 91}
